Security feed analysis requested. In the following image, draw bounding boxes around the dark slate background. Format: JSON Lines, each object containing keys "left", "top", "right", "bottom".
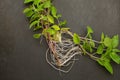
{"left": 0, "top": 0, "right": 120, "bottom": 80}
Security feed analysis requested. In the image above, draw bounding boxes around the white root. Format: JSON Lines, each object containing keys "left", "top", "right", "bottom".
{"left": 45, "top": 32, "right": 83, "bottom": 73}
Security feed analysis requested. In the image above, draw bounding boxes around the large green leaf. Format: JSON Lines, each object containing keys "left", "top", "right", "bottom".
{"left": 73, "top": 33, "right": 80, "bottom": 44}
{"left": 104, "top": 61, "right": 113, "bottom": 74}
{"left": 110, "top": 52, "right": 120, "bottom": 64}
{"left": 112, "top": 35, "right": 119, "bottom": 48}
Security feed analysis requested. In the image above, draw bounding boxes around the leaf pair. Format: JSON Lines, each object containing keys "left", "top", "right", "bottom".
{"left": 97, "top": 59, "right": 113, "bottom": 74}
{"left": 103, "top": 35, "right": 119, "bottom": 48}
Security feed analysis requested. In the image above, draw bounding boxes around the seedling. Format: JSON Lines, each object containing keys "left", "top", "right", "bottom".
{"left": 23, "top": 0, "right": 120, "bottom": 74}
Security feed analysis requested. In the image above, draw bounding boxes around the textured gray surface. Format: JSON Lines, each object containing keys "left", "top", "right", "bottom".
{"left": 0, "top": 0, "right": 120, "bottom": 80}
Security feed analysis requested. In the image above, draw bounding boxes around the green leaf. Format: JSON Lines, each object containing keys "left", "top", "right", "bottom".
{"left": 51, "top": 25, "right": 60, "bottom": 31}
{"left": 87, "top": 26, "right": 93, "bottom": 34}
{"left": 103, "top": 36, "right": 112, "bottom": 47}
{"left": 73, "top": 33, "right": 80, "bottom": 44}
{"left": 29, "top": 20, "right": 39, "bottom": 29}
{"left": 43, "top": 1, "right": 51, "bottom": 8}
{"left": 90, "top": 40, "right": 95, "bottom": 47}
{"left": 97, "top": 59, "right": 113, "bottom": 74}
{"left": 30, "top": 13, "right": 40, "bottom": 23}
{"left": 47, "top": 15, "right": 54, "bottom": 24}
{"left": 24, "top": 0, "right": 33, "bottom": 4}
{"left": 83, "top": 41, "right": 93, "bottom": 52}
{"left": 51, "top": 6, "right": 57, "bottom": 18}
{"left": 33, "top": 33, "right": 41, "bottom": 39}
{"left": 34, "top": 0, "right": 41, "bottom": 5}
{"left": 112, "top": 35, "right": 119, "bottom": 48}
{"left": 110, "top": 52, "right": 120, "bottom": 64}
{"left": 23, "top": 8, "right": 34, "bottom": 17}
{"left": 41, "top": 15, "right": 47, "bottom": 20}
{"left": 101, "top": 32, "right": 105, "bottom": 42}
{"left": 46, "top": 28, "right": 56, "bottom": 35}
{"left": 53, "top": 32, "right": 61, "bottom": 42}
{"left": 59, "top": 20, "right": 67, "bottom": 26}
{"left": 112, "top": 49, "right": 120, "bottom": 53}
{"left": 97, "top": 59, "right": 104, "bottom": 66}
{"left": 37, "top": 4, "right": 44, "bottom": 11}
{"left": 97, "top": 45, "right": 104, "bottom": 54}
{"left": 34, "top": 26, "right": 42, "bottom": 31}
{"left": 104, "top": 61, "right": 113, "bottom": 74}
{"left": 61, "top": 28, "right": 70, "bottom": 31}
{"left": 56, "top": 14, "right": 62, "bottom": 19}
{"left": 23, "top": 8, "right": 31, "bottom": 13}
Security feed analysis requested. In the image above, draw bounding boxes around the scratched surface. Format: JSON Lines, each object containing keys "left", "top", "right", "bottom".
{"left": 0, "top": 0, "right": 120, "bottom": 80}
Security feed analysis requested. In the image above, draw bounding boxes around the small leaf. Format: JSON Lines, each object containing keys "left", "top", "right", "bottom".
{"left": 34, "top": 26, "right": 42, "bottom": 31}
{"left": 34, "top": 0, "right": 41, "bottom": 5}
{"left": 53, "top": 32, "right": 61, "bottom": 42}
{"left": 103, "top": 36, "right": 112, "bottom": 48}
{"left": 97, "top": 59, "right": 104, "bottom": 66}
{"left": 112, "top": 49, "right": 120, "bottom": 53}
{"left": 47, "top": 15, "right": 54, "bottom": 24}
{"left": 101, "top": 48, "right": 112, "bottom": 58}
{"left": 24, "top": 0, "right": 33, "bottom": 4}
{"left": 51, "top": 25, "right": 60, "bottom": 31}
{"left": 30, "top": 13, "right": 40, "bottom": 23}
{"left": 110, "top": 52, "right": 120, "bottom": 64}
{"left": 23, "top": 8, "right": 31, "bottom": 13}
{"left": 83, "top": 41, "right": 93, "bottom": 52}
{"left": 37, "top": 4, "right": 44, "bottom": 11}
{"left": 29, "top": 21, "right": 39, "bottom": 29}
{"left": 33, "top": 33, "right": 41, "bottom": 39}
{"left": 51, "top": 6, "right": 57, "bottom": 18}
{"left": 23, "top": 8, "right": 34, "bottom": 17}
{"left": 112, "top": 35, "right": 119, "bottom": 48}
{"left": 56, "top": 14, "right": 62, "bottom": 19}
{"left": 59, "top": 20, "right": 67, "bottom": 26}
{"left": 61, "top": 28, "right": 70, "bottom": 31}
{"left": 46, "top": 28, "right": 56, "bottom": 35}
{"left": 73, "top": 33, "right": 80, "bottom": 44}
{"left": 97, "top": 45, "right": 104, "bottom": 54}
{"left": 101, "top": 32, "right": 105, "bottom": 42}
{"left": 43, "top": 1, "right": 51, "bottom": 8}
{"left": 87, "top": 26, "right": 93, "bottom": 34}
{"left": 41, "top": 15, "right": 47, "bottom": 20}
{"left": 90, "top": 40, "right": 95, "bottom": 47}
